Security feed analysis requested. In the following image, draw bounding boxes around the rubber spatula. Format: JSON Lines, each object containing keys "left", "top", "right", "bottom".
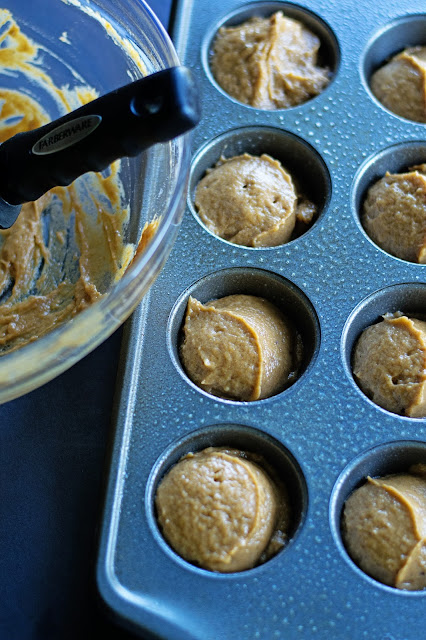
{"left": 0, "top": 65, "right": 200, "bottom": 228}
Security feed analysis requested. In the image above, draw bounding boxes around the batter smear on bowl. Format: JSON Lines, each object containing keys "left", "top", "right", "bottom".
{"left": 0, "top": 10, "right": 153, "bottom": 353}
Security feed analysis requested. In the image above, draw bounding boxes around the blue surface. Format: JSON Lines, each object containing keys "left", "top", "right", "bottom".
{"left": 0, "top": 2, "right": 172, "bottom": 639}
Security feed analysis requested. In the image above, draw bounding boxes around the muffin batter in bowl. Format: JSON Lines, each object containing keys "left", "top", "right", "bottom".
{"left": 210, "top": 11, "right": 331, "bottom": 110}
{"left": 194, "top": 153, "right": 316, "bottom": 247}
{"left": 362, "top": 164, "right": 426, "bottom": 263}
{"left": 371, "top": 46, "right": 426, "bottom": 123}
{"left": 155, "top": 447, "right": 291, "bottom": 572}
{"left": 342, "top": 464, "right": 426, "bottom": 590}
{"left": 352, "top": 313, "right": 426, "bottom": 417}
{"left": 0, "top": 9, "right": 150, "bottom": 354}
{"left": 180, "top": 293, "right": 300, "bottom": 401}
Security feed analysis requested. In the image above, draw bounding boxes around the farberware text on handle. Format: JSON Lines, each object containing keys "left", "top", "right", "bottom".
{"left": 0, "top": 65, "right": 200, "bottom": 228}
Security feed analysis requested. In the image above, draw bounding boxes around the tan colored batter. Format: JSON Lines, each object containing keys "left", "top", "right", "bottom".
{"left": 0, "top": 11, "right": 154, "bottom": 353}
{"left": 180, "top": 294, "right": 299, "bottom": 401}
{"left": 155, "top": 447, "right": 291, "bottom": 572}
{"left": 210, "top": 11, "right": 331, "bottom": 110}
{"left": 362, "top": 164, "right": 426, "bottom": 263}
{"left": 353, "top": 313, "right": 426, "bottom": 417}
{"left": 342, "top": 464, "right": 426, "bottom": 590}
{"left": 194, "top": 153, "right": 316, "bottom": 248}
{"left": 371, "top": 46, "right": 426, "bottom": 123}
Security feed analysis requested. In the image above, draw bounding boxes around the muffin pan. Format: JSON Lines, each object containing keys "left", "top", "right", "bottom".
{"left": 97, "top": 1, "right": 426, "bottom": 638}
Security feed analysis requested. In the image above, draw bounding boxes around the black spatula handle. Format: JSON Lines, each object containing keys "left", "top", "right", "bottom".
{"left": 0, "top": 66, "right": 200, "bottom": 205}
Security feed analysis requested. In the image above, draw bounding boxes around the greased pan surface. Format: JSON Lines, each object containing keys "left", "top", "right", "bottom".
{"left": 97, "top": 0, "right": 426, "bottom": 638}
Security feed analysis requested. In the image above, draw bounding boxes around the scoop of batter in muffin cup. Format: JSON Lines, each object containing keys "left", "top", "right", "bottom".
{"left": 342, "top": 463, "right": 426, "bottom": 590}
{"left": 180, "top": 293, "right": 302, "bottom": 401}
{"left": 155, "top": 446, "right": 291, "bottom": 572}
{"left": 194, "top": 153, "right": 317, "bottom": 248}
{"left": 352, "top": 312, "right": 426, "bottom": 417}
{"left": 210, "top": 11, "right": 331, "bottom": 110}
{"left": 371, "top": 46, "right": 426, "bottom": 123}
{"left": 361, "top": 164, "right": 426, "bottom": 263}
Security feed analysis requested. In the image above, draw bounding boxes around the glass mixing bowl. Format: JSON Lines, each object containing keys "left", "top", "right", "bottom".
{"left": 0, "top": 0, "right": 190, "bottom": 402}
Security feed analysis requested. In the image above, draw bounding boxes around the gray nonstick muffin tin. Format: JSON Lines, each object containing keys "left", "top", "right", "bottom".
{"left": 97, "top": 1, "right": 426, "bottom": 638}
